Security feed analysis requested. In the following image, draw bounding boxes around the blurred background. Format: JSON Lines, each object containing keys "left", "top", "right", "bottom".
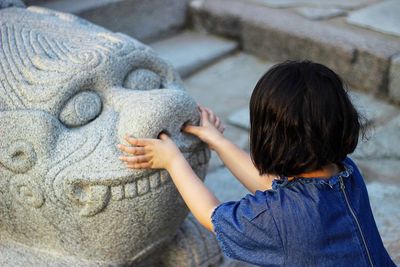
{"left": 25, "top": 0, "right": 400, "bottom": 265}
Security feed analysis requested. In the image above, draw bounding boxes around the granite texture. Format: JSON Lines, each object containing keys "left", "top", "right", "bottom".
{"left": 295, "top": 7, "right": 345, "bottom": 20}
{"left": 30, "top": 0, "right": 190, "bottom": 42}
{"left": 347, "top": 0, "right": 400, "bottom": 37}
{"left": 247, "top": 0, "right": 375, "bottom": 10}
{"left": 0, "top": 3, "right": 221, "bottom": 267}
{"left": 191, "top": 0, "right": 400, "bottom": 94}
{"left": 151, "top": 31, "right": 238, "bottom": 78}
{"left": 389, "top": 54, "right": 400, "bottom": 103}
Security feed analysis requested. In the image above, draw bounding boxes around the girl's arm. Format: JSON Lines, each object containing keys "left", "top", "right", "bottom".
{"left": 118, "top": 134, "right": 219, "bottom": 232}
{"left": 213, "top": 138, "right": 275, "bottom": 193}
{"left": 184, "top": 107, "right": 276, "bottom": 194}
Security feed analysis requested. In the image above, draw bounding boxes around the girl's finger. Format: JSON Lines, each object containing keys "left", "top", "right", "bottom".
{"left": 119, "top": 155, "right": 150, "bottom": 163}
{"left": 183, "top": 125, "right": 201, "bottom": 136}
{"left": 215, "top": 116, "right": 221, "bottom": 128}
{"left": 125, "top": 162, "right": 152, "bottom": 169}
{"left": 158, "top": 132, "right": 171, "bottom": 141}
{"left": 200, "top": 107, "right": 209, "bottom": 126}
{"left": 124, "top": 135, "right": 151, "bottom": 147}
{"left": 218, "top": 125, "right": 225, "bottom": 133}
{"left": 204, "top": 107, "right": 216, "bottom": 123}
{"left": 117, "top": 144, "right": 145, "bottom": 155}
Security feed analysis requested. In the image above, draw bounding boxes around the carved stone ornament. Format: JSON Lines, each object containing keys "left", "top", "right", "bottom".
{"left": 0, "top": 2, "right": 221, "bottom": 266}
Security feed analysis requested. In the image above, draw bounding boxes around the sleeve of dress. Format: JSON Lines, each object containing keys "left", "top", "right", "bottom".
{"left": 211, "top": 190, "right": 284, "bottom": 266}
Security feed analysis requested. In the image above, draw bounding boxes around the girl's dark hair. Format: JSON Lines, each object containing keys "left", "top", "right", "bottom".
{"left": 250, "top": 60, "right": 364, "bottom": 177}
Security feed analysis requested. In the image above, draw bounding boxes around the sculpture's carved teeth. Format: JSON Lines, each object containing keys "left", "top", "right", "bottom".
{"left": 111, "top": 185, "right": 124, "bottom": 201}
{"left": 80, "top": 185, "right": 111, "bottom": 217}
{"left": 123, "top": 172, "right": 165, "bottom": 200}
{"left": 66, "top": 183, "right": 111, "bottom": 217}
{"left": 64, "top": 148, "right": 210, "bottom": 217}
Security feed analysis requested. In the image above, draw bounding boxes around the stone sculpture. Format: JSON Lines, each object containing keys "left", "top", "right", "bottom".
{"left": 0, "top": 2, "right": 221, "bottom": 266}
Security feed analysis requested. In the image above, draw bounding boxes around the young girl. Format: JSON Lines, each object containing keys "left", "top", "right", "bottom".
{"left": 118, "top": 61, "right": 395, "bottom": 266}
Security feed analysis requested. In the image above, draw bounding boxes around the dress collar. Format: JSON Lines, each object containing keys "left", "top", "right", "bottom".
{"left": 272, "top": 160, "right": 354, "bottom": 190}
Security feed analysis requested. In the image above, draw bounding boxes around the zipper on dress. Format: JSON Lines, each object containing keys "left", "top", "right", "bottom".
{"left": 339, "top": 177, "right": 375, "bottom": 267}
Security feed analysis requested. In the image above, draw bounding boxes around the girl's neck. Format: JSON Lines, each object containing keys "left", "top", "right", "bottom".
{"left": 288, "top": 163, "right": 341, "bottom": 181}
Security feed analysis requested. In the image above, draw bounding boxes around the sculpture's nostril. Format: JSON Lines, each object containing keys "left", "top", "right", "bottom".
{"left": 181, "top": 120, "right": 191, "bottom": 131}
{"left": 158, "top": 130, "right": 170, "bottom": 139}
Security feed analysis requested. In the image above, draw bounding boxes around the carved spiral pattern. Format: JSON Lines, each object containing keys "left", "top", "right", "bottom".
{"left": 10, "top": 174, "right": 44, "bottom": 208}
{"left": 0, "top": 140, "right": 37, "bottom": 173}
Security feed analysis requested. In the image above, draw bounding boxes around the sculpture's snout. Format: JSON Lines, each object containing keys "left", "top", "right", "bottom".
{"left": 117, "top": 89, "right": 202, "bottom": 151}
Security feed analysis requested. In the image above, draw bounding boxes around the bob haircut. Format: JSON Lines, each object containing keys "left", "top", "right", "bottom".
{"left": 249, "top": 60, "right": 363, "bottom": 177}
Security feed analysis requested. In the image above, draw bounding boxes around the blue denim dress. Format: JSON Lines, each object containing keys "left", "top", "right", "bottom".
{"left": 211, "top": 157, "right": 396, "bottom": 267}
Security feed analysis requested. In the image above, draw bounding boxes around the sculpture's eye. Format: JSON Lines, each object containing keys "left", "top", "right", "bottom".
{"left": 59, "top": 91, "right": 102, "bottom": 127}
{"left": 123, "top": 69, "right": 162, "bottom": 91}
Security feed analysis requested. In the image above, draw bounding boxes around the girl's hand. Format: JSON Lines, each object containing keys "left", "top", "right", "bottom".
{"left": 183, "top": 106, "right": 225, "bottom": 150}
{"left": 117, "top": 133, "right": 183, "bottom": 170}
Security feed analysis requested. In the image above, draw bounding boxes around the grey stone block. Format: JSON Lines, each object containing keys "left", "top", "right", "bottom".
{"left": 0, "top": 5, "right": 221, "bottom": 267}
{"left": 185, "top": 52, "right": 273, "bottom": 118}
{"left": 205, "top": 167, "right": 249, "bottom": 202}
{"left": 389, "top": 54, "right": 400, "bottom": 103}
{"left": 191, "top": 0, "right": 400, "bottom": 94}
{"left": 295, "top": 7, "right": 345, "bottom": 20}
{"left": 0, "top": 0, "right": 24, "bottom": 8}
{"left": 190, "top": 0, "right": 242, "bottom": 38}
{"left": 352, "top": 115, "right": 400, "bottom": 185}
{"left": 151, "top": 31, "right": 238, "bottom": 78}
{"left": 347, "top": 0, "right": 400, "bottom": 37}
{"left": 228, "top": 107, "right": 250, "bottom": 130}
{"left": 31, "top": 0, "right": 189, "bottom": 42}
{"left": 348, "top": 90, "right": 399, "bottom": 126}
{"left": 247, "top": 0, "right": 374, "bottom": 10}
{"left": 352, "top": 115, "right": 400, "bottom": 160}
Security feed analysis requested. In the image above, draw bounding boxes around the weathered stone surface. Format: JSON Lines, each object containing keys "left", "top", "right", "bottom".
{"left": 151, "top": 31, "right": 238, "bottom": 78}
{"left": 348, "top": 90, "right": 399, "bottom": 126}
{"left": 367, "top": 182, "right": 400, "bottom": 265}
{"left": 185, "top": 52, "right": 273, "bottom": 117}
{"left": 353, "top": 115, "right": 400, "bottom": 160}
{"left": 31, "top": 0, "right": 189, "bottom": 42}
{"left": 191, "top": 0, "right": 400, "bottom": 94}
{"left": 0, "top": 4, "right": 220, "bottom": 267}
{"left": 228, "top": 107, "right": 250, "bottom": 130}
{"left": 160, "top": 215, "right": 223, "bottom": 267}
{"left": 389, "top": 54, "right": 400, "bottom": 103}
{"left": 190, "top": 0, "right": 242, "bottom": 39}
{"left": 205, "top": 167, "right": 249, "bottom": 203}
{"left": 347, "top": 0, "right": 400, "bottom": 37}
{"left": 0, "top": 0, "right": 23, "bottom": 8}
{"left": 295, "top": 7, "right": 345, "bottom": 20}
{"left": 352, "top": 114, "right": 400, "bottom": 184}
{"left": 354, "top": 158, "right": 400, "bottom": 185}
{"left": 247, "top": 0, "right": 374, "bottom": 9}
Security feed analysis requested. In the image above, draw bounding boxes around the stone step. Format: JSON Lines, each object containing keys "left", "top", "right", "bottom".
{"left": 150, "top": 31, "right": 239, "bottom": 78}
{"left": 27, "top": 0, "right": 189, "bottom": 42}
{"left": 190, "top": 0, "right": 400, "bottom": 103}
{"left": 347, "top": 0, "right": 400, "bottom": 38}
